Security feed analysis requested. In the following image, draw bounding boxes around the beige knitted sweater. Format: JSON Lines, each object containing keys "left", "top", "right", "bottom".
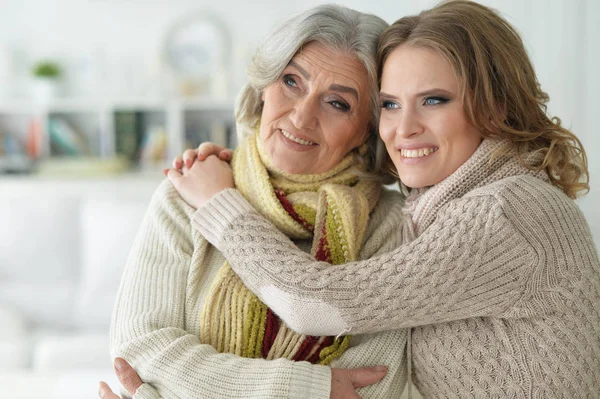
{"left": 110, "top": 180, "right": 410, "bottom": 398}
{"left": 193, "top": 139, "right": 600, "bottom": 398}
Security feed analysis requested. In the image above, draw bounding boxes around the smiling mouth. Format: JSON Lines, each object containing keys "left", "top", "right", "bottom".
{"left": 400, "top": 147, "right": 438, "bottom": 158}
{"left": 281, "top": 129, "right": 317, "bottom": 146}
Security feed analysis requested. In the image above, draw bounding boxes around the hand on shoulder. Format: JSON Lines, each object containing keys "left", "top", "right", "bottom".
{"left": 164, "top": 142, "right": 235, "bottom": 210}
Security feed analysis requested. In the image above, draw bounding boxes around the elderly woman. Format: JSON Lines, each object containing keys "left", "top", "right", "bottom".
{"left": 171, "top": 1, "right": 600, "bottom": 398}
{"left": 105, "top": 5, "right": 410, "bottom": 399}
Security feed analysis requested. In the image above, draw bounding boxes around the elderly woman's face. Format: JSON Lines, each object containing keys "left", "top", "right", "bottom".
{"left": 259, "top": 42, "right": 371, "bottom": 174}
{"left": 379, "top": 45, "right": 482, "bottom": 188}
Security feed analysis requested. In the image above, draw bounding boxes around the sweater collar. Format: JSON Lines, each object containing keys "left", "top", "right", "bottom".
{"left": 403, "top": 139, "right": 549, "bottom": 234}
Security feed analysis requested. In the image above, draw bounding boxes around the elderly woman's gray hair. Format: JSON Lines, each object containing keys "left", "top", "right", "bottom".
{"left": 235, "top": 4, "right": 390, "bottom": 178}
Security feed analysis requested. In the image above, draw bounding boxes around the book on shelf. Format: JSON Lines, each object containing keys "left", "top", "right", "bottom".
{"left": 185, "top": 127, "right": 210, "bottom": 149}
{"left": 26, "top": 118, "right": 43, "bottom": 159}
{"left": 0, "top": 130, "right": 34, "bottom": 173}
{"left": 48, "top": 117, "right": 89, "bottom": 156}
{"left": 185, "top": 120, "right": 232, "bottom": 150}
{"left": 138, "top": 125, "right": 168, "bottom": 167}
{"left": 1, "top": 132, "right": 24, "bottom": 155}
{"left": 114, "top": 111, "right": 144, "bottom": 164}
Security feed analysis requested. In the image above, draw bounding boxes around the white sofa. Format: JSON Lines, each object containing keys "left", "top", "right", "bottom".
{"left": 0, "top": 174, "right": 162, "bottom": 398}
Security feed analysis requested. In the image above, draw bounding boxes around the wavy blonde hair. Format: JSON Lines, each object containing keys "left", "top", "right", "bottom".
{"left": 378, "top": 0, "right": 589, "bottom": 198}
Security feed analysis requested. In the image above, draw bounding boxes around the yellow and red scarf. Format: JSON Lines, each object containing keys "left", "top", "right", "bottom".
{"left": 200, "top": 132, "right": 381, "bottom": 364}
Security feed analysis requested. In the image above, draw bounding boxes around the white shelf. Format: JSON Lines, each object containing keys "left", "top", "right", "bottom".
{"left": 0, "top": 155, "right": 34, "bottom": 173}
{"left": 0, "top": 96, "right": 236, "bottom": 175}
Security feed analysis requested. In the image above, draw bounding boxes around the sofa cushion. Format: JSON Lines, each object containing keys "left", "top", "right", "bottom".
{"left": 31, "top": 331, "right": 111, "bottom": 371}
{"left": 0, "top": 306, "right": 31, "bottom": 369}
{"left": 0, "top": 196, "right": 81, "bottom": 282}
{"left": 0, "top": 281, "right": 77, "bottom": 328}
{"left": 0, "top": 337, "right": 31, "bottom": 370}
{"left": 73, "top": 198, "right": 150, "bottom": 329}
{"left": 0, "top": 305, "right": 28, "bottom": 338}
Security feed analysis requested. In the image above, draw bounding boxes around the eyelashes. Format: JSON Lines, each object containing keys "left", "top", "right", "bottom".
{"left": 282, "top": 74, "right": 298, "bottom": 88}
{"left": 380, "top": 96, "right": 450, "bottom": 109}
{"left": 330, "top": 100, "right": 350, "bottom": 112}
{"left": 423, "top": 96, "right": 449, "bottom": 105}
{"left": 381, "top": 100, "right": 399, "bottom": 110}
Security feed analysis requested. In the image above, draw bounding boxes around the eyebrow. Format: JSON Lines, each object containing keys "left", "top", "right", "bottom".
{"left": 380, "top": 88, "right": 453, "bottom": 99}
{"left": 288, "top": 60, "right": 359, "bottom": 101}
{"left": 289, "top": 60, "right": 310, "bottom": 79}
{"left": 329, "top": 84, "right": 359, "bottom": 101}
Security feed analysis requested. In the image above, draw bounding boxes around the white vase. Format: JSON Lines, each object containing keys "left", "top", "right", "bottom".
{"left": 31, "top": 78, "right": 60, "bottom": 103}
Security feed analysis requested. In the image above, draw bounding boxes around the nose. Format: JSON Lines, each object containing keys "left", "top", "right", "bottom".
{"left": 290, "top": 96, "right": 318, "bottom": 130}
{"left": 395, "top": 108, "right": 423, "bottom": 139}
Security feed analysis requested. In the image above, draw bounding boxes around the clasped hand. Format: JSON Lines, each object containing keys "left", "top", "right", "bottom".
{"left": 163, "top": 143, "right": 235, "bottom": 209}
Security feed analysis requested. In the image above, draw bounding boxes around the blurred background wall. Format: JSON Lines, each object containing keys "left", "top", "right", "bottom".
{"left": 0, "top": 0, "right": 596, "bottom": 243}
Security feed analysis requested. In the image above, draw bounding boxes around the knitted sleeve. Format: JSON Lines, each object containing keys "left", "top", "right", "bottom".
{"left": 110, "top": 181, "right": 331, "bottom": 399}
{"left": 132, "top": 383, "right": 161, "bottom": 399}
{"left": 192, "top": 189, "right": 536, "bottom": 336}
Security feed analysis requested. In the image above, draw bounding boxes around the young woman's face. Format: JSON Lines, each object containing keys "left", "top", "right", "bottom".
{"left": 379, "top": 45, "right": 482, "bottom": 188}
{"left": 259, "top": 41, "right": 371, "bottom": 174}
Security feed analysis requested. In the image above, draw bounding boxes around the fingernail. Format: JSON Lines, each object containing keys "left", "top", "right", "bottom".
{"left": 374, "top": 365, "right": 387, "bottom": 372}
{"left": 114, "top": 357, "right": 126, "bottom": 371}
{"left": 98, "top": 382, "right": 106, "bottom": 398}
{"left": 163, "top": 168, "right": 169, "bottom": 176}
{"left": 186, "top": 159, "right": 192, "bottom": 168}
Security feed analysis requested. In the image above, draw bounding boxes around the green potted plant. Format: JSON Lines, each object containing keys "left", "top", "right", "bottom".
{"left": 31, "top": 60, "right": 62, "bottom": 102}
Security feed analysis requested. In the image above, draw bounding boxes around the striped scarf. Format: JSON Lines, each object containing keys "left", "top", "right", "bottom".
{"left": 200, "top": 132, "right": 381, "bottom": 364}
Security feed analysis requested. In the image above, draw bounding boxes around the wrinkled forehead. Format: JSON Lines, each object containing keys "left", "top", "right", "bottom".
{"left": 289, "top": 41, "right": 373, "bottom": 99}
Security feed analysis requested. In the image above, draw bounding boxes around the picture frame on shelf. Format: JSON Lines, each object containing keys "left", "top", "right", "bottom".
{"left": 162, "top": 10, "right": 232, "bottom": 99}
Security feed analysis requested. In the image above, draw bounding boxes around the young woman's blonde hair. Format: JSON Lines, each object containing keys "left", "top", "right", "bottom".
{"left": 378, "top": 0, "right": 589, "bottom": 198}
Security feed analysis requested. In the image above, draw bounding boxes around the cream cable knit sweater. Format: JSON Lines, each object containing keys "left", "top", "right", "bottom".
{"left": 110, "top": 181, "right": 409, "bottom": 398}
{"left": 193, "top": 140, "right": 600, "bottom": 398}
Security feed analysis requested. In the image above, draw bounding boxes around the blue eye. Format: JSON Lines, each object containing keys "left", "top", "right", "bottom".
{"left": 381, "top": 100, "right": 399, "bottom": 110}
{"left": 282, "top": 75, "right": 297, "bottom": 87}
{"left": 424, "top": 96, "right": 448, "bottom": 105}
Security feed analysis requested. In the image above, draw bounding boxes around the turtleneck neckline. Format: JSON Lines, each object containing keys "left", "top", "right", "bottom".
{"left": 402, "top": 139, "right": 549, "bottom": 234}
